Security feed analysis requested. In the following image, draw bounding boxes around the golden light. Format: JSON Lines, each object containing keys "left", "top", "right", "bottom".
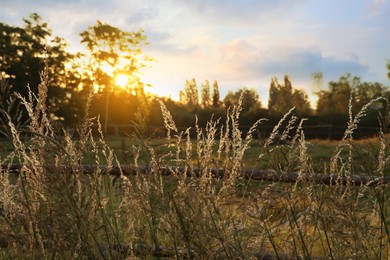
{"left": 115, "top": 74, "right": 129, "bottom": 88}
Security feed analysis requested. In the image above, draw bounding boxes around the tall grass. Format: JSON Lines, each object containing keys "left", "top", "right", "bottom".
{"left": 0, "top": 69, "right": 389, "bottom": 259}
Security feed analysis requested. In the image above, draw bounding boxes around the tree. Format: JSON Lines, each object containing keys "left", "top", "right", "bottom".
{"left": 79, "top": 21, "right": 149, "bottom": 129}
{"left": 268, "top": 75, "right": 311, "bottom": 116}
{"left": 179, "top": 90, "right": 187, "bottom": 104}
{"left": 223, "top": 88, "right": 262, "bottom": 112}
{"left": 54, "top": 53, "right": 95, "bottom": 126}
{"left": 0, "top": 13, "right": 74, "bottom": 123}
{"left": 316, "top": 74, "right": 385, "bottom": 116}
{"left": 387, "top": 61, "right": 390, "bottom": 80}
{"left": 80, "top": 20, "right": 148, "bottom": 95}
{"left": 354, "top": 81, "right": 384, "bottom": 109}
{"left": 317, "top": 75, "right": 350, "bottom": 115}
{"left": 201, "top": 80, "right": 211, "bottom": 107}
{"left": 180, "top": 78, "right": 199, "bottom": 108}
{"left": 311, "top": 72, "right": 323, "bottom": 93}
{"left": 223, "top": 88, "right": 264, "bottom": 125}
{"left": 212, "top": 80, "right": 220, "bottom": 107}
{"left": 292, "top": 89, "right": 311, "bottom": 115}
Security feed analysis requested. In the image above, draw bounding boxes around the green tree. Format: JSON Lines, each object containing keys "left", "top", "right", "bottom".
{"left": 179, "top": 90, "right": 187, "bottom": 104}
{"left": 315, "top": 74, "right": 388, "bottom": 128}
{"left": 79, "top": 21, "right": 149, "bottom": 128}
{"left": 201, "top": 80, "right": 211, "bottom": 107}
{"left": 268, "top": 75, "right": 311, "bottom": 116}
{"left": 223, "top": 88, "right": 265, "bottom": 125}
{"left": 55, "top": 53, "right": 95, "bottom": 126}
{"left": 292, "top": 89, "right": 311, "bottom": 115}
{"left": 80, "top": 21, "right": 148, "bottom": 95}
{"left": 316, "top": 74, "right": 385, "bottom": 116}
{"left": 311, "top": 72, "right": 323, "bottom": 93}
{"left": 212, "top": 80, "right": 220, "bottom": 107}
{"left": 223, "top": 88, "right": 261, "bottom": 112}
{"left": 0, "top": 13, "right": 73, "bottom": 122}
{"left": 316, "top": 77, "right": 351, "bottom": 116}
{"left": 180, "top": 78, "right": 199, "bottom": 108}
{"left": 354, "top": 81, "right": 384, "bottom": 109}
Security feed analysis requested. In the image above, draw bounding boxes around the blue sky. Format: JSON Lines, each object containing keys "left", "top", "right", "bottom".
{"left": 1, "top": 0, "right": 389, "bottom": 106}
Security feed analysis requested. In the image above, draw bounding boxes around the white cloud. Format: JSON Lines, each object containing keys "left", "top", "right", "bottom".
{"left": 366, "top": 0, "right": 387, "bottom": 16}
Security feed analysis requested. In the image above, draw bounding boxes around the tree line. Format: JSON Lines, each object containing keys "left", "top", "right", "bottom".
{"left": 1, "top": 14, "right": 389, "bottom": 136}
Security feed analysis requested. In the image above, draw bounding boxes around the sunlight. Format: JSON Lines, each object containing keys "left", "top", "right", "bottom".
{"left": 114, "top": 74, "right": 129, "bottom": 89}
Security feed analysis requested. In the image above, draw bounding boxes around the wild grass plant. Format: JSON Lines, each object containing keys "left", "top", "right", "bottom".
{"left": 0, "top": 69, "right": 389, "bottom": 259}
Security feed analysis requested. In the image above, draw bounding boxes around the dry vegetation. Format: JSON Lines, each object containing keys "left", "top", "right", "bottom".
{"left": 0, "top": 69, "right": 389, "bottom": 259}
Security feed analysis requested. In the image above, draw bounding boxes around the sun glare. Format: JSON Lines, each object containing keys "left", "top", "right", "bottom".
{"left": 115, "top": 74, "right": 129, "bottom": 88}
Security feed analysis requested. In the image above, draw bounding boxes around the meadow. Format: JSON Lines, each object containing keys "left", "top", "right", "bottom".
{"left": 0, "top": 71, "right": 389, "bottom": 259}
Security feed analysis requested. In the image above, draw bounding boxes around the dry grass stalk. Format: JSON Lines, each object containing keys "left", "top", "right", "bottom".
{"left": 0, "top": 68, "right": 388, "bottom": 259}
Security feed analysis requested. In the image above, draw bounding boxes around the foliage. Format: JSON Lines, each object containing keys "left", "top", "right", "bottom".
{"left": 0, "top": 13, "right": 74, "bottom": 123}
{"left": 316, "top": 74, "right": 387, "bottom": 126}
{"left": 180, "top": 78, "right": 199, "bottom": 108}
{"left": 80, "top": 20, "right": 149, "bottom": 95}
{"left": 268, "top": 75, "right": 311, "bottom": 116}
{"left": 201, "top": 80, "right": 211, "bottom": 107}
{"left": 79, "top": 20, "right": 151, "bottom": 130}
{"left": 0, "top": 78, "right": 26, "bottom": 137}
{"left": 223, "top": 88, "right": 267, "bottom": 126}
{"left": 224, "top": 87, "right": 261, "bottom": 112}
{"left": 180, "top": 79, "right": 222, "bottom": 111}
{"left": 387, "top": 61, "right": 390, "bottom": 79}
{"left": 212, "top": 80, "right": 221, "bottom": 107}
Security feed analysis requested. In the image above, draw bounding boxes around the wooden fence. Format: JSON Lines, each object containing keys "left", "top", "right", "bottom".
{"left": 2, "top": 164, "right": 389, "bottom": 187}
{"left": 96, "top": 124, "right": 380, "bottom": 139}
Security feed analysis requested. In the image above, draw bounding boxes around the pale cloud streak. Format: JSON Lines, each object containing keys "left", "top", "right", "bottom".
{"left": 367, "top": 0, "right": 387, "bottom": 16}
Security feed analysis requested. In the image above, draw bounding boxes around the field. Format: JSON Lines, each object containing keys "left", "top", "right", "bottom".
{"left": 0, "top": 80, "right": 389, "bottom": 259}
{"left": 0, "top": 136, "right": 356, "bottom": 170}
{"left": 101, "top": 136, "right": 389, "bottom": 173}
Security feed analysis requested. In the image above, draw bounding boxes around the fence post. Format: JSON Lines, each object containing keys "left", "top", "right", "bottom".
{"left": 121, "top": 139, "right": 128, "bottom": 162}
{"left": 328, "top": 125, "right": 332, "bottom": 140}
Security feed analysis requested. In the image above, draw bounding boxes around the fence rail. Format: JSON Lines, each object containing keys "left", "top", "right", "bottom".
{"left": 2, "top": 164, "right": 389, "bottom": 187}
{"left": 0, "top": 124, "right": 380, "bottom": 140}
{"left": 95, "top": 124, "right": 380, "bottom": 139}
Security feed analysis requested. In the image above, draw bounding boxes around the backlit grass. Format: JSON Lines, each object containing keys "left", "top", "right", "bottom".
{"left": 0, "top": 69, "right": 389, "bottom": 259}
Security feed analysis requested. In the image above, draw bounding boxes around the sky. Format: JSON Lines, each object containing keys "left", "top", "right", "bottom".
{"left": 1, "top": 0, "right": 390, "bottom": 107}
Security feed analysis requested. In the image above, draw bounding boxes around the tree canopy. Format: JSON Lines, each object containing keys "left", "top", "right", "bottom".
{"left": 79, "top": 21, "right": 150, "bottom": 129}
{"left": 268, "top": 75, "right": 311, "bottom": 116}
{"left": 223, "top": 88, "right": 262, "bottom": 112}
{"left": 0, "top": 13, "right": 72, "bottom": 122}
{"left": 316, "top": 74, "right": 386, "bottom": 116}
{"left": 80, "top": 20, "right": 149, "bottom": 95}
